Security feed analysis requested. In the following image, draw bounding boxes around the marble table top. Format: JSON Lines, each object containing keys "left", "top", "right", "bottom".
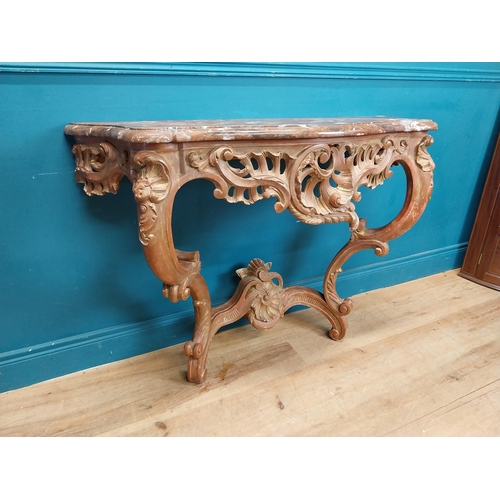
{"left": 64, "top": 117, "right": 438, "bottom": 144}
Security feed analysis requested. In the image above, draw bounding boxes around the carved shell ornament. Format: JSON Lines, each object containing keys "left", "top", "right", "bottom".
{"left": 130, "top": 151, "right": 171, "bottom": 246}
{"left": 236, "top": 259, "right": 284, "bottom": 329}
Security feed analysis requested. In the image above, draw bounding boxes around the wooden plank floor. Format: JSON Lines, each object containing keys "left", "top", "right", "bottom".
{"left": 1, "top": 269, "right": 499, "bottom": 437}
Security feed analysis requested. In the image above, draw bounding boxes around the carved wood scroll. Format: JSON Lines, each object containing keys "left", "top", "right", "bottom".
{"left": 65, "top": 118, "right": 437, "bottom": 383}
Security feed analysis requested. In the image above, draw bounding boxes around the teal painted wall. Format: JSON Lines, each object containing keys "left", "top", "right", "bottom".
{"left": 1, "top": 62, "right": 499, "bottom": 392}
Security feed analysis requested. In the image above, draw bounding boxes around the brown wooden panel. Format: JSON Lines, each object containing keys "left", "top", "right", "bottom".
{"left": 488, "top": 237, "right": 500, "bottom": 275}
{"left": 460, "top": 130, "right": 500, "bottom": 291}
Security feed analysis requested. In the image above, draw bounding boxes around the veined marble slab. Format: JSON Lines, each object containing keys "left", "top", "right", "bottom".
{"left": 64, "top": 117, "right": 438, "bottom": 144}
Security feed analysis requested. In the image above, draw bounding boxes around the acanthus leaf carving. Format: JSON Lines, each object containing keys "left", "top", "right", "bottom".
{"left": 416, "top": 134, "right": 435, "bottom": 172}
{"left": 289, "top": 143, "right": 359, "bottom": 227}
{"left": 72, "top": 142, "right": 125, "bottom": 196}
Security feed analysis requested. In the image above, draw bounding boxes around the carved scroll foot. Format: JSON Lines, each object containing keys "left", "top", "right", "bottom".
{"left": 184, "top": 340, "right": 208, "bottom": 383}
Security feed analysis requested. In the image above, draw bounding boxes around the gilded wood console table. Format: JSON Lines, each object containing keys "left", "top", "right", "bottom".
{"left": 65, "top": 117, "right": 437, "bottom": 383}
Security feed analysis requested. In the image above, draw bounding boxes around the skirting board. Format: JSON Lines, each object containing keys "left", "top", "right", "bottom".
{"left": 0, "top": 243, "right": 467, "bottom": 393}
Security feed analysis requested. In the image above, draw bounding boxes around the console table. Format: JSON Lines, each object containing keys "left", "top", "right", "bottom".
{"left": 65, "top": 117, "right": 437, "bottom": 383}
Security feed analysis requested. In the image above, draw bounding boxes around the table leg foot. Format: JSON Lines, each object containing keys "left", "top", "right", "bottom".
{"left": 184, "top": 342, "right": 207, "bottom": 383}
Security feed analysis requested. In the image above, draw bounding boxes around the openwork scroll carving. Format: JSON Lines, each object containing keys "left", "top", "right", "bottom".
{"left": 189, "top": 147, "right": 291, "bottom": 209}
{"left": 188, "top": 135, "right": 408, "bottom": 230}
